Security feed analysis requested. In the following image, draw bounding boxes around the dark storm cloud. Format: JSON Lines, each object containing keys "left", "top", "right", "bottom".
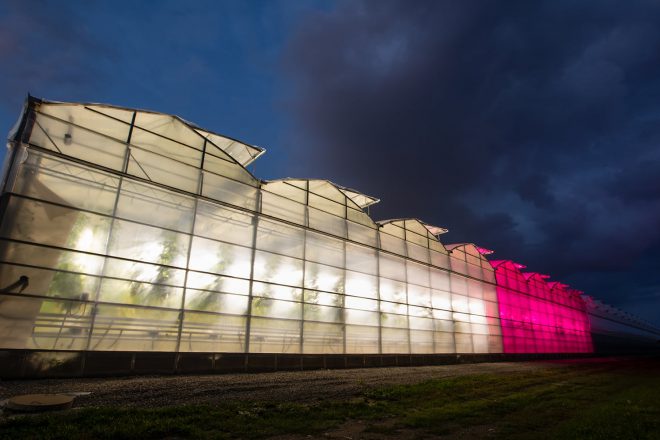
{"left": 0, "top": 0, "right": 115, "bottom": 111}
{"left": 283, "top": 0, "right": 660, "bottom": 318}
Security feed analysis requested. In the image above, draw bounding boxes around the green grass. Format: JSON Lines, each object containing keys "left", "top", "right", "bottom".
{"left": 2, "top": 358, "right": 659, "bottom": 439}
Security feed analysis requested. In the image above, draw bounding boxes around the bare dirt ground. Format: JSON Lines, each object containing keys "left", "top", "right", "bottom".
{"left": 0, "top": 361, "right": 571, "bottom": 409}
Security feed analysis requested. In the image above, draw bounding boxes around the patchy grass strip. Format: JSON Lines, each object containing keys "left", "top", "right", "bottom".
{"left": 1, "top": 361, "right": 658, "bottom": 439}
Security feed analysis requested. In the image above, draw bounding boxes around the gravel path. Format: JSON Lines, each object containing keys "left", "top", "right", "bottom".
{"left": 0, "top": 361, "right": 571, "bottom": 408}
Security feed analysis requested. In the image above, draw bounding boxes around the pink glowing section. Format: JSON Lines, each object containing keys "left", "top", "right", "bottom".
{"left": 492, "top": 261, "right": 593, "bottom": 353}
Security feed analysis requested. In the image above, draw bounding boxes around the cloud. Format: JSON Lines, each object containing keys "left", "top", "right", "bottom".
{"left": 282, "top": 0, "right": 660, "bottom": 320}
{"left": 0, "top": 0, "right": 116, "bottom": 112}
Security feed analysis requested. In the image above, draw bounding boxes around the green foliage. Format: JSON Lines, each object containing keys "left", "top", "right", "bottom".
{"left": 188, "top": 243, "right": 234, "bottom": 311}
{"left": 49, "top": 262, "right": 84, "bottom": 300}
{"left": 47, "top": 214, "right": 89, "bottom": 309}
{"left": 150, "top": 230, "right": 179, "bottom": 300}
{"left": 128, "top": 231, "right": 181, "bottom": 306}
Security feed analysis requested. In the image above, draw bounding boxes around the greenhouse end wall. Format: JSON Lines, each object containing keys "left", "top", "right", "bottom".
{"left": 0, "top": 98, "right": 656, "bottom": 378}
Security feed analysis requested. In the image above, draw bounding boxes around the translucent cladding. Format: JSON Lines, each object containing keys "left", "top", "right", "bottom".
{"left": 27, "top": 101, "right": 259, "bottom": 206}
{"left": 0, "top": 145, "right": 258, "bottom": 353}
{"left": 492, "top": 260, "right": 593, "bottom": 353}
{"left": 336, "top": 186, "right": 379, "bottom": 209}
{"left": 583, "top": 297, "right": 660, "bottom": 341}
{"left": 260, "top": 179, "right": 378, "bottom": 245}
{"left": 377, "top": 218, "right": 451, "bottom": 265}
{"left": 0, "top": 98, "right": 523, "bottom": 359}
{"left": 193, "top": 127, "right": 264, "bottom": 167}
{"left": 445, "top": 243, "right": 502, "bottom": 353}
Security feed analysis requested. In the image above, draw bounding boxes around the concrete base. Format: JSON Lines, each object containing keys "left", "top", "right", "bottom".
{"left": 0, "top": 349, "right": 597, "bottom": 379}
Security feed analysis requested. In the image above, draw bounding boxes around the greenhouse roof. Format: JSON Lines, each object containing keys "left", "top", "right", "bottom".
{"left": 377, "top": 218, "right": 448, "bottom": 236}
{"left": 335, "top": 184, "right": 380, "bottom": 209}
{"left": 29, "top": 97, "right": 265, "bottom": 168}
{"left": 267, "top": 178, "right": 379, "bottom": 210}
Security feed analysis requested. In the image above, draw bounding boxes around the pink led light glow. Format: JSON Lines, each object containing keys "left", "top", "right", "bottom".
{"left": 492, "top": 261, "right": 593, "bottom": 353}
{"left": 476, "top": 246, "right": 494, "bottom": 255}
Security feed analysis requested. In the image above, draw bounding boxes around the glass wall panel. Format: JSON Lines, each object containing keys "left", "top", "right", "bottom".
{"left": 256, "top": 218, "right": 304, "bottom": 258}
{"left": 260, "top": 190, "right": 305, "bottom": 225}
{"left": 98, "top": 278, "right": 183, "bottom": 309}
{"left": 407, "top": 242, "right": 429, "bottom": 263}
{"left": 31, "top": 113, "right": 126, "bottom": 171}
{"left": 430, "top": 249, "right": 450, "bottom": 269}
{"left": 407, "top": 261, "right": 430, "bottom": 287}
{"left": 127, "top": 146, "right": 199, "bottom": 194}
{"left": 303, "top": 302, "right": 342, "bottom": 323}
{"left": 14, "top": 151, "right": 119, "bottom": 215}
{"left": 379, "top": 253, "right": 406, "bottom": 282}
{"left": 203, "top": 172, "right": 258, "bottom": 210}
{"left": 345, "top": 295, "right": 378, "bottom": 311}
{"left": 449, "top": 253, "right": 468, "bottom": 276}
{"left": 253, "top": 251, "right": 303, "bottom": 287}
{"left": 472, "top": 334, "right": 489, "bottom": 352}
{"left": 194, "top": 201, "right": 254, "bottom": 247}
{"left": 431, "top": 289, "right": 451, "bottom": 312}
{"left": 434, "top": 318, "right": 454, "bottom": 333}
{"left": 381, "top": 328, "right": 408, "bottom": 354}
{"left": 250, "top": 297, "right": 301, "bottom": 320}
{"left": 184, "top": 289, "right": 249, "bottom": 315}
{"left": 0, "top": 263, "right": 98, "bottom": 305}
{"left": 1, "top": 240, "right": 105, "bottom": 276}
{"left": 108, "top": 219, "right": 189, "bottom": 268}
{"left": 189, "top": 237, "right": 252, "bottom": 279}
{"left": 116, "top": 180, "right": 194, "bottom": 233}
{"left": 0, "top": 197, "right": 111, "bottom": 255}
{"left": 252, "top": 281, "right": 302, "bottom": 302}
{"left": 410, "top": 330, "right": 434, "bottom": 353}
{"left": 434, "top": 331, "right": 455, "bottom": 353}
{"left": 345, "top": 243, "right": 377, "bottom": 274}
{"left": 347, "top": 221, "right": 378, "bottom": 247}
{"left": 308, "top": 181, "right": 343, "bottom": 203}
{"left": 305, "top": 232, "right": 344, "bottom": 267}
{"left": 305, "top": 262, "right": 344, "bottom": 293}
{"left": 308, "top": 207, "right": 346, "bottom": 238}
{"left": 455, "top": 333, "right": 473, "bottom": 353}
{"left": 37, "top": 104, "right": 131, "bottom": 144}
{"left": 379, "top": 232, "right": 406, "bottom": 255}
{"left": 345, "top": 308, "right": 379, "bottom": 326}
{"left": 381, "top": 311, "right": 407, "bottom": 329}
{"left": 203, "top": 153, "right": 256, "bottom": 185}
{"left": 249, "top": 317, "right": 300, "bottom": 353}
{"left": 303, "top": 322, "right": 343, "bottom": 353}
{"left": 0, "top": 296, "right": 91, "bottom": 350}
{"left": 130, "top": 126, "right": 202, "bottom": 167}
{"left": 408, "top": 284, "right": 431, "bottom": 307}
{"left": 347, "top": 208, "right": 375, "bottom": 228}
{"left": 308, "top": 193, "right": 345, "bottom": 217}
{"left": 380, "top": 279, "right": 406, "bottom": 304}
{"left": 180, "top": 312, "right": 246, "bottom": 352}
{"left": 430, "top": 268, "right": 450, "bottom": 290}
{"left": 104, "top": 257, "right": 186, "bottom": 288}
{"left": 345, "top": 271, "right": 377, "bottom": 299}
{"left": 89, "top": 305, "right": 180, "bottom": 351}
{"left": 303, "top": 289, "right": 338, "bottom": 304}
{"left": 261, "top": 181, "right": 306, "bottom": 204}
{"left": 346, "top": 325, "right": 378, "bottom": 353}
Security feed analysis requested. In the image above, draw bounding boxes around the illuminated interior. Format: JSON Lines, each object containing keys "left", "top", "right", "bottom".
{"left": 491, "top": 261, "right": 592, "bottom": 353}
{"left": 2, "top": 98, "right": 656, "bottom": 359}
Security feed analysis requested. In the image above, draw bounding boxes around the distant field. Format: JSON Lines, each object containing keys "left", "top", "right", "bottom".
{"left": 1, "top": 357, "right": 659, "bottom": 439}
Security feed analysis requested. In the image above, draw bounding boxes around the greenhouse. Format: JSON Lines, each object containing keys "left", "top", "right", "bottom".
{"left": 0, "top": 98, "right": 657, "bottom": 377}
